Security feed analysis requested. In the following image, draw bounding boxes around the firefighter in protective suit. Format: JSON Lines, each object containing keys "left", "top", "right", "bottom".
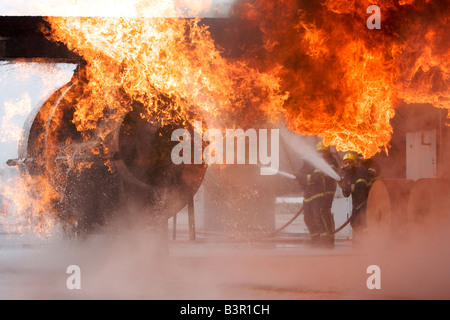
{"left": 296, "top": 141, "right": 338, "bottom": 248}
{"left": 338, "top": 152, "right": 377, "bottom": 243}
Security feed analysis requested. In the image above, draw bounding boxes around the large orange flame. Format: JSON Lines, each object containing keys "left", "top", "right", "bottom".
{"left": 3, "top": 0, "right": 449, "bottom": 236}
{"left": 42, "top": 15, "right": 287, "bottom": 141}
{"left": 7, "top": 5, "right": 287, "bottom": 235}
{"left": 235, "top": 0, "right": 449, "bottom": 158}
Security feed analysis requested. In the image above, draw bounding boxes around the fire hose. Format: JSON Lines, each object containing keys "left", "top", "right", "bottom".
{"left": 244, "top": 168, "right": 353, "bottom": 240}
{"left": 247, "top": 205, "right": 353, "bottom": 241}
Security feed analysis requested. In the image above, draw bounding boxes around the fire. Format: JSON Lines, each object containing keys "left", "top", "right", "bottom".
{"left": 2, "top": 1, "right": 286, "bottom": 235}
{"left": 394, "top": 6, "right": 450, "bottom": 112}
{"left": 235, "top": 0, "right": 449, "bottom": 158}
{"left": 0, "top": 62, "right": 76, "bottom": 236}
{"left": 3, "top": 0, "right": 448, "bottom": 235}
{"left": 0, "top": 175, "right": 60, "bottom": 236}
{"left": 41, "top": 14, "right": 286, "bottom": 139}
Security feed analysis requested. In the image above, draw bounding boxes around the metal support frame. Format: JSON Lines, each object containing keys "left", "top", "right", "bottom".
{"left": 171, "top": 195, "right": 196, "bottom": 241}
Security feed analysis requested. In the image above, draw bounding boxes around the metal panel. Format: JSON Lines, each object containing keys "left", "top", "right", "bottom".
{"left": 406, "top": 130, "right": 437, "bottom": 180}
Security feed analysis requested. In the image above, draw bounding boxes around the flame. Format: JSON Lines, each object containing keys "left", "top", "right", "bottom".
{"left": 394, "top": 5, "right": 450, "bottom": 112}
{"left": 42, "top": 14, "right": 286, "bottom": 138}
{"left": 4, "top": 0, "right": 448, "bottom": 235}
{"left": 235, "top": 0, "right": 449, "bottom": 158}
{"left": 0, "top": 174, "right": 60, "bottom": 236}
{"left": 3, "top": 1, "right": 287, "bottom": 235}
{"left": 0, "top": 62, "right": 77, "bottom": 236}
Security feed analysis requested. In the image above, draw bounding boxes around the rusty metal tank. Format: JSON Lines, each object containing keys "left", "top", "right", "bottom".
{"left": 366, "top": 178, "right": 450, "bottom": 245}
{"left": 366, "top": 179, "right": 415, "bottom": 244}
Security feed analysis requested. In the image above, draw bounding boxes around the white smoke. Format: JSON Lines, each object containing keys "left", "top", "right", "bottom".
{"left": 279, "top": 126, "right": 341, "bottom": 181}
{"left": 0, "top": 0, "right": 237, "bottom": 18}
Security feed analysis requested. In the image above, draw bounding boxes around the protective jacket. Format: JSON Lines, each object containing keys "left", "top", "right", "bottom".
{"left": 340, "top": 167, "right": 370, "bottom": 214}
{"left": 339, "top": 163, "right": 377, "bottom": 233}
{"left": 296, "top": 152, "right": 338, "bottom": 246}
{"left": 297, "top": 155, "right": 338, "bottom": 204}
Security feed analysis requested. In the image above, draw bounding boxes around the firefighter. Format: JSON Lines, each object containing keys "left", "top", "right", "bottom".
{"left": 296, "top": 141, "right": 338, "bottom": 248}
{"left": 338, "top": 152, "right": 377, "bottom": 243}
{"left": 360, "top": 156, "right": 380, "bottom": 188}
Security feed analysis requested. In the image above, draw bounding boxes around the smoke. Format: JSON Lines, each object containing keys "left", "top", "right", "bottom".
{"left": 0, "top": 93, "right": 31, "bottom": 143}
{"left": 280, "top": 126, "right": 341, "bottom": 181}
{"left": 2, "top": 178, "right": 450, "bottom": 300}
{"left": 359, "top": 215, "right": 450, "bottom": 299}
{"left": 0, "top": 0, "right": 237, "bottom": 18}
{"left": 2, "top": 216, "right": 449, "bottom": 300}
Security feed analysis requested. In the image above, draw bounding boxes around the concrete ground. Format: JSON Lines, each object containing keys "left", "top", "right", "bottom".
{"left": 1, "top": 217, "right": 449, "bottom": 300}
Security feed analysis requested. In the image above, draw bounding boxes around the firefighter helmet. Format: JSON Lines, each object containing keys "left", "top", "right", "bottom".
{"left": 316, "top": 141, "right": 330, "bottom": 152}
{"left": 343, "top": 152, "right": 358, "bottom": 164}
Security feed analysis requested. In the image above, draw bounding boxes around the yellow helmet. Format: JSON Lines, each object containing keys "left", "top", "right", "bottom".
{"left": 343, "top": 152, "right": 358, "bottom": 164}
{"left": 316, "top": 141, "right": 330, "bottom": 152}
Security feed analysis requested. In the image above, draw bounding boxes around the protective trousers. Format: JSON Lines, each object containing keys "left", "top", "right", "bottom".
{"left": 350, "top": 204, "right": 368, "bottom": 245}
{"left": 303, "top": 198, "right": 335, "bottom": 247}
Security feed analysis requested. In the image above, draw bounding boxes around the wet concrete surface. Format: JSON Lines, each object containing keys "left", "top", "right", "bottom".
{"left": 1, "top": 224, "right": 449, "bottom": 300}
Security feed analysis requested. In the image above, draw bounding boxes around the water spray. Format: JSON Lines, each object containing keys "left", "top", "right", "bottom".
{"left": 280, "top": 126, "right": 341, "bottom": 182}
{"left": 260, "top": 167, "right": 296, "bottom": 180}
